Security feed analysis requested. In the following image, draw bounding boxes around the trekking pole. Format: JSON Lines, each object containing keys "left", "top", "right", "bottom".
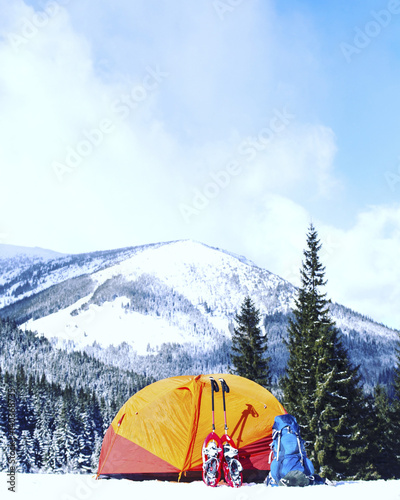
{"left": 218, "top": 378, "right": 242, "bottom": 488}
{"left": 202, "top": 377, "right": 223, "bottom": 487}
{"left": 210, "top": 376, "right": 219, "bottom": 431}
{"left": 219, "top": 378, "right": 230, "bottom": 431}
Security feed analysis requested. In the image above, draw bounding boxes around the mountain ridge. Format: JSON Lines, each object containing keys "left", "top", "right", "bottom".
{"left": 0, "top": 239, "right": 397, "bottom": 393}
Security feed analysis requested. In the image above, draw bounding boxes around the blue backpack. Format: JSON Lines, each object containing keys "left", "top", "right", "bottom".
{"left": 267, "top": 414, "right": 315, "bottom": 487}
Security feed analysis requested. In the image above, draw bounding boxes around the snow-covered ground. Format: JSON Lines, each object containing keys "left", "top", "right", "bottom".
{"left": 2, "top": 473, "right": 400, "bottom": 500}
{"left": 25, "top": 296, "right": 198, "bottom": 355}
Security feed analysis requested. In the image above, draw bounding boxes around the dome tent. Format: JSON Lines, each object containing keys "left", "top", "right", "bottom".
{"left": 97, "top": 374, "right": 286, "bottom": 482}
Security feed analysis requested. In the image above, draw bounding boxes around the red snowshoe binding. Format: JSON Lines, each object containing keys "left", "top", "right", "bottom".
{"left": 221, "top": 434, "right": 243, "bottom": 488}
{"left": 202, "top": 432, "right": 223, "bottom": 487}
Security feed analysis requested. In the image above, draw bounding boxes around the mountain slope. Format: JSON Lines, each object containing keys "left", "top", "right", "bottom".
{"left": 0, "top": 240, "right": 398, "bottom": 392}
{"left": 0, "top": 243, "right": 65, "bottom": 260}
{"left": 0, "top": 242, "right": 166, "bottom": 309}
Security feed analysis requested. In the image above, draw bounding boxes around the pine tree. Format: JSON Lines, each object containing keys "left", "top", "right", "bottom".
{"left": 48, "top": 399, "right": 68, "bottom": 473}
{"left": 370, "top": 385, "right": 398, "bottom": 478}
{"left": 282, "top": 224, "right": 367, "bottom": 479}
{"left": 392, "top": 330, "right": 400, "bottom": 471}
{"left": 18, "top": 430, "right": 35, "bottom": 473}
{"left": 0, "top": 369, "right": 9, "bottom": 471}
{"left": 79, "top": 409, "right": 95, "bottom": 472}
{"left": 32, "top": 377, "right": 53, "bottom": 471}
{"left": 311, "top": 329, "right": 368, "bottom": 478}
{"left": 230, "top": 296, "right": 271, "bottom": 388}
{"left": 282, "top": 224, "right": 328, "bottom": 439}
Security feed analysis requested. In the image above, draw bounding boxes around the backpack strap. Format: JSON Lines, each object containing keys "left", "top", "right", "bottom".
{"left": 271, "top": 428, "right": 283, "bottom": 462}
{"left": 276, "top": 432, "right": 282, "bottom": 461}
{"left": 268, "top": 449, "right": 274, "bottom": 464}
{"left": 295, "top": 432, "right": 304, "bottom": 466}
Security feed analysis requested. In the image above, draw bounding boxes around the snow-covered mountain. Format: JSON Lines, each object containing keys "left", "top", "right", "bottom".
{"left": 0, "top": 240, "right": 296, "bottom": 344}
{"left": 0, "top": 240, "right": 398, "bottom": 391}
{"left": 0, "top": 243, "right": 65, "bottom": 261}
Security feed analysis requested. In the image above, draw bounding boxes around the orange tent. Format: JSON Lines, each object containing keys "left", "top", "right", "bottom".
{"left": 97, "top": 374, "right": 286, "bottom": 481}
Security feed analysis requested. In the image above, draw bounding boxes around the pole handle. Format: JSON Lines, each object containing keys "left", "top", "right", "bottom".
{"left": 219, "top": 378, "right": 230, "bottom": 394}
{"left": 210, "top": 377, "right": 219, "bottom": 430}
{"left": 219, "top": 378, "right": 230, "bottom": 431}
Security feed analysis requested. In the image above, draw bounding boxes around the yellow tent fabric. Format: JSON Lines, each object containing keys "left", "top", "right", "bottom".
{"left": 97, "top": 374, "right": 286, "bottom": 478}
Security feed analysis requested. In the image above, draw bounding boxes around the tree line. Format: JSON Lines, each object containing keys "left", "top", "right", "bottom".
{"left": 0, "top": 366, "right": 123, "bottom": 473}
{"left": 0, "top": 318, "right": 152, "bottom": 474}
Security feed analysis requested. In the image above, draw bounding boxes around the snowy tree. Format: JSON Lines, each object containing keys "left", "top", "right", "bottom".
{"left": 31, "top": 376, "right": 53, "bottom": 471}
{"left": 230, "top": 296, "right": 271, "bottom": 388}
{"left": 78, "top": 410, "right": 95, "bottom": 472}
{"left": 369, "top": 385, "right": 398, "bottom": 479}
{"left": 0, "top": 371, "right": 9, "bottom": 471}
{"left": 282, "top": 224, "right": 367, "bottom": 479}
{"left": 0, "top": 431, "right": 8, "bottom": 471}
{"left": 282, "top": 224, "right": 328, "bottom": 436}
{"left": 18, "top": 430, "right": 35, "bottom": 473}
{"left": 392, "top": 330, "right": 400, "bottom": 467}
{"left": 48, "top": 400, "right": 68, "bottom": 473}
{"left": 310, "top": 329, "right": 367, "bottom": 478}
{"left": 91, "top": 435, "right": 103, "bottom": 472}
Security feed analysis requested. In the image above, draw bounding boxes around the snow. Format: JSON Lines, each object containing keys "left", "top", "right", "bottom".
{"left": 2, "top": 473, "right": 400, "bottom": 500}
{"left": 25, "top": 296, "right": 201, "bottom": 355}
{"left": 10, "top": 240, "right": 399, "bottom": 361}
{"left": 0, "top": 244, "right": 65, "bottom": 260}
{"left": 23, "top": 240, "right": 295, "bottom": 352}
{"left": 89, "top": 240, "right": 290, "bottom": 311}
{"left": 334, "top": 310, "right": 398, "bottom": 341}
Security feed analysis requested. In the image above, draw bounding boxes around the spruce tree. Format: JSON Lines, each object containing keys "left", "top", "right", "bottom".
{"left": 371, "top": 385, "right": 398, "bottom": 478}
{"left": 392, "top": 330, "right": 400, "bottom": 471}
{"left": 311, "top": 328, "right": 368, "bottom": 478}
{"left": 18, "top": 430, "right": 35, "bottom": 473}
{"left": 0, "top": 369, "right": 9, "bottom": 471}
{"left": 230, "top": 296, "right": 271, "bottom": 388}
{"left": 282, "top": 224, "right": 327, "bottom": 439}
{"left": 282, "top": 224, "right": 367, "bottom": 479}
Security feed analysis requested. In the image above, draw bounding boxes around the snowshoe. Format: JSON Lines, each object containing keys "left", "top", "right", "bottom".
{"left": 202, "top": 434, "right": 223, "bottom": 487}
{"left": 222, "top": 441, "right": 243, "bottom": 487}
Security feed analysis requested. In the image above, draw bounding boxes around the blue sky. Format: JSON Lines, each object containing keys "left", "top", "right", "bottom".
{"left": 1, "top": 0, "right": 400, "bottom": 329}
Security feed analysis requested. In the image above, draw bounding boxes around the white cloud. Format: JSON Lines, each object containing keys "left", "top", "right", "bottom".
{"left": 0, "top": 1, "right": 399, "bottom": 331}
{"left": 319, "top": 205, "right": 400, "bottom": 329}
{"left": 0, "top": 1, "right": 178, "bottom": 251}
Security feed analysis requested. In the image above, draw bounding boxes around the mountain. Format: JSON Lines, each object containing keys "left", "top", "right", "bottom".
{"left": 0, "top": 240, "right": 398, "bottom": 393}
{"left": 0, "top": 243, "right": 65, "bottom": 261}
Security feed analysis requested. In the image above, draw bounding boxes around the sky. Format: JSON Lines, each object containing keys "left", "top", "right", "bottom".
{"left": 0, "top": 0, "right": 400, "bottom": 330}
